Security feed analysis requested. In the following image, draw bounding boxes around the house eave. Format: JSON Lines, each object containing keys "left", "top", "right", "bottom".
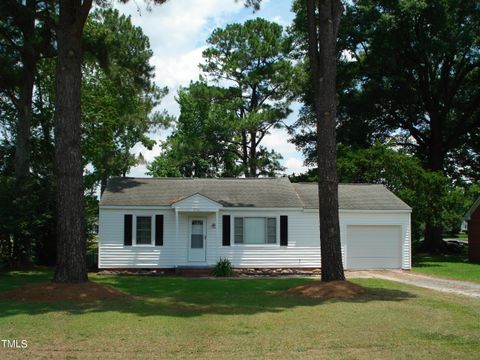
{"left": 464, "top": 196, "right": 480, "bottom": 221}
{"left": 99, "top": 205, "right": 411, "bottom": 212}
{"left": 170, "top": 192, "right": 224, "bottom": 208}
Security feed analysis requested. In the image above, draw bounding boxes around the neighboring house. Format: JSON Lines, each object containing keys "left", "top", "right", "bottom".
{"left": 464, "top": 196, "right": 480, "bottom": 262}
{"left": 99, "top": 177, "right": 412, "bottom": 270}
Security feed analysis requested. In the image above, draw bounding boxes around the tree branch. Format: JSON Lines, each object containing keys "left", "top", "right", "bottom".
{"left": 77, "top": 0, "right": 93, "bottom": 29}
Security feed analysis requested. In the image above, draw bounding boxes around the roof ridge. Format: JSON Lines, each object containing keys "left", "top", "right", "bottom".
{"left": 294, "top": 182, "right": 384, "bottom": 186}
{"left": 109, "top": 176, "right": 287, "bottom": 181}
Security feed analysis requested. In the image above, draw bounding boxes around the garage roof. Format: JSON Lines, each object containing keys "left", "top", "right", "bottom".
{"left": 464, "top": 196, "right": 480, "bottom": 221}
{"left": 293, "top": 183, "right": 411, "bottom": 210}
{"left": 101, "top": 177, "right": 411, "bottom": 210}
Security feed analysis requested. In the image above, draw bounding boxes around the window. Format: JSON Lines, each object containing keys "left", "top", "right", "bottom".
{"left": 234, "top": 217, "right": 243, "bottom": 244}
{"left": 234, "top": 217, "right": 276, "bottom": 244}
{"left": 267, "top": 218, "right": 276, "bottom": 244}
{"left": 136, "top": 216, "right": 152, "bottom": 245}
{"left": 191, "top": 220, "right": 204, "bottom": 248}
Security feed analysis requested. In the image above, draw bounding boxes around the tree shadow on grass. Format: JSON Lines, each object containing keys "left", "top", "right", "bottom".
{"left": 0, "top": 272, "right": 417, "bottom": 319}
{"left": 0, "top": 269, "right": 52, "bottom": 291}
{"left": 412, "top": 254, "right": 473, "bottom": 268}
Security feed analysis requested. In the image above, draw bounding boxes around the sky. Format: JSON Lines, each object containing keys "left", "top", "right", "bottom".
{"left": 114, "top": 0, "right": 310, "bottom": 177}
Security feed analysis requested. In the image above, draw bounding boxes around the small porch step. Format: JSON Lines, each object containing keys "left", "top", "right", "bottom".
{"left": 175, "top": 265, "right": 213, "bottom": 277}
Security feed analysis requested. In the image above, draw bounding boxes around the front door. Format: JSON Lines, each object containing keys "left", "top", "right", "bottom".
{"left": 188, "top": 218, "right": 206, "bottom": 262}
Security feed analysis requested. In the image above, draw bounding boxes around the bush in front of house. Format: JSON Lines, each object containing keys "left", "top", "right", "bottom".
{"left": 212, "top": 258, "right": 235, "bottom": 277}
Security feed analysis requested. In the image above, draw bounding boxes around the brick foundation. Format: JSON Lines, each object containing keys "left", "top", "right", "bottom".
{"left": 97, "top": 267, "right": 322, "bottom": 277}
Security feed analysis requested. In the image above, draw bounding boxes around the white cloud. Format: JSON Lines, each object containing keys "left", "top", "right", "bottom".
{"left": 262, "top": 128, "right": 298, "bottom": 157}
{"left": 262, "top": 127, "right": 311, "bottom": 175}
{"left": 128, "top": 164, "right": 149, "bottom": 178}
{"left": 131, "top": 140, "right": 164, "bottom": 163}
{"left": 271, "top": 15, "right": 288, "bottom": 27}
{"left": 115, "top": 0, "right": 244, "bottom": 55}
{"left": 284, "top": 157, "right": 308, "bottom": 175}
{"left": 151, "top": 47, "right": 205, "bottom": 90}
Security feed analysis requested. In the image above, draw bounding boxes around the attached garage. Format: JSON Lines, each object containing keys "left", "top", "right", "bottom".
{"left": 346, "top": 225, "right": 402, "bottom": 269}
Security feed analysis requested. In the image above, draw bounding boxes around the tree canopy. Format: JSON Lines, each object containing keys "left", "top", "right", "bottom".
{"left": 291, "top": 0, "right": 480, "bottom": 180}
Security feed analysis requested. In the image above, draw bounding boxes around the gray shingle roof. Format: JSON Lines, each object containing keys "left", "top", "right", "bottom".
{"left": 100, "top": 177, "right": 411, "bottom": 210}
{"left": 101, "top": 177, "right": 304, "bottom": 208}
{"left": 293, "top": 183, "right": 411, "bottom": 210}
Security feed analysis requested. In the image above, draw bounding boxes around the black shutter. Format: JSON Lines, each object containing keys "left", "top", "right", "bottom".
{"left": 280, "top": 215, "right": 288, "bottom": 246}
{"left": 124, "top": 214, "right": 132, "bottom": 246}
{"left": 155, "top": 215, "right": 164, "bottom": 246}
{"left": 222, "top": 215, "right": 231, "bottom": 246}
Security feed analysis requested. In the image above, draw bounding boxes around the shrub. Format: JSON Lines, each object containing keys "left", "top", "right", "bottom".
{"left": 211, "top": 258, "right": 235, "bottom": 277}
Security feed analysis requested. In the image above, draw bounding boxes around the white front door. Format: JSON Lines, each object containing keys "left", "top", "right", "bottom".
{"left": 188, "top": 218, "right": 206, "bottom": 262}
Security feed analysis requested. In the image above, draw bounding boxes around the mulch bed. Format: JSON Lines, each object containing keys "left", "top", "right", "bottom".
{"left": 288, "top": 281, "right": 366, "bottom": 299}
{"left": 0, "top": 281, "right": 127, "bottom": 302}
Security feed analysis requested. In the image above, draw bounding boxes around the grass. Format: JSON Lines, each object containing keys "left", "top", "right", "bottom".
{"left": 413, "top": 254, "right": 480, "bottom": 283}
{"left": 445, "top": 232, "right": 468, "bottom": 240}
{"left": 0, "top": 270, "right": 479, "bottom": 359}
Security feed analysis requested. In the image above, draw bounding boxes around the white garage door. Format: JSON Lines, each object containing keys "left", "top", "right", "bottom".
{"left": 346, "top": 225, "right": 402, "bottom": 269}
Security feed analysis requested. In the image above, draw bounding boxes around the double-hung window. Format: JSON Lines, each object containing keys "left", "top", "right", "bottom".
{"left": 135, "top": 216, "right": 152, "bottom": 245}
{"left": 234, "top": 217, "right": 277, "bottom": 244}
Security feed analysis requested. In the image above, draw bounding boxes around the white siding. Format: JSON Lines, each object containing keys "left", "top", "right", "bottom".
{"left": 99, "top": 207, "right": 411, "bottom": 270}
{"left": 99, "top": 209, "right": 177, "bottom": 268}
{"left": 172, "top": 193, "right": 222, "bottom": 212}
{"left": 216, "top": 210, "right": 321, "bottom": 268}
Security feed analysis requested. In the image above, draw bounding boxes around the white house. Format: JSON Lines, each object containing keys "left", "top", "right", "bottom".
{"left": 98, "top": 177, "right": 412, "bottom": 270}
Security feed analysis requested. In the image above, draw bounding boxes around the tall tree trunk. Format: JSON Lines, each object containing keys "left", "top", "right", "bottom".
{"left": 306, "top": 0, "right": 345, "bottom": 281}
{"left": 15, "top": 66, "right": 34, "bottom": 182}
{"left": 12, "top": 0, "right": 36, "bottom": 268}
{"left": 53, "top": 0, "right": 92, "bottom": 283}
{"left": 249, "top": 130, "right": 257, "bottom": 177}
{"left": 248, "top": 86, "right": 258, "bottom": 177}
{"left": 241, "top": 130, "right": 250, "bottom": 177}
{"left": 3, "top": 0, "right": 36, "bottom": 183}
{"left": 423, "top": 123, "right": 446, "bottom": 252}
{"left": 100, "top": 172, "right": 108, "bottom": 196}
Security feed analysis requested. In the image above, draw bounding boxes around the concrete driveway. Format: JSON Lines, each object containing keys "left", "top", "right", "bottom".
{"left": 347, "top": 270, "right": 480, "bottom": 298}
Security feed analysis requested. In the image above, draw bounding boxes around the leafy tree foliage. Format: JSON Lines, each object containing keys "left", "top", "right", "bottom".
{"left": 0, "top": 0, "right": 57, "bottom": 267}
{"left": 0, "top": 0, "right": 56, "bottom": 182}
{"left": 149, "top": 81, "right": 239, "bottom": 177}
{"left": 82, "top": 9, "right": 170, "bottom": 193}
{"left": 339, "top": 0, "right": 479, "bottom": 174}
{"left": 191, "top": 18, "right": 294, "bottom": 177}
{"left": 148, "top": 80, "right": 285, "bottom": 178}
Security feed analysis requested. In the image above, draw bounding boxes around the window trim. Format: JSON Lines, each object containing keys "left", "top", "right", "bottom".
{"left": 232, "top": 216, "right": 278, "bottom": 246}
{"left": 133, "top": 214, "right": 155, "bottom": 246}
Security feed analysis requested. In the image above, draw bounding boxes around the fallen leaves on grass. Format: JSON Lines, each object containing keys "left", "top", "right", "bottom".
{"left": 0, "top": 281, "right": 127, "bottom": 302}
{"left": 288, "top": 281, "right": 366, "bottom": 299}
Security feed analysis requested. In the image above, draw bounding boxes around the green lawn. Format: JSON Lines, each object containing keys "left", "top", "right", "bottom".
{"left": 1, "top": 270, "right": 480, "bottom": 359}
{"left": 413, "top": 254, "right": 480, "bottom": 283}
{"left": 447, "top": 232, "right": 468, "bottom": 240}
